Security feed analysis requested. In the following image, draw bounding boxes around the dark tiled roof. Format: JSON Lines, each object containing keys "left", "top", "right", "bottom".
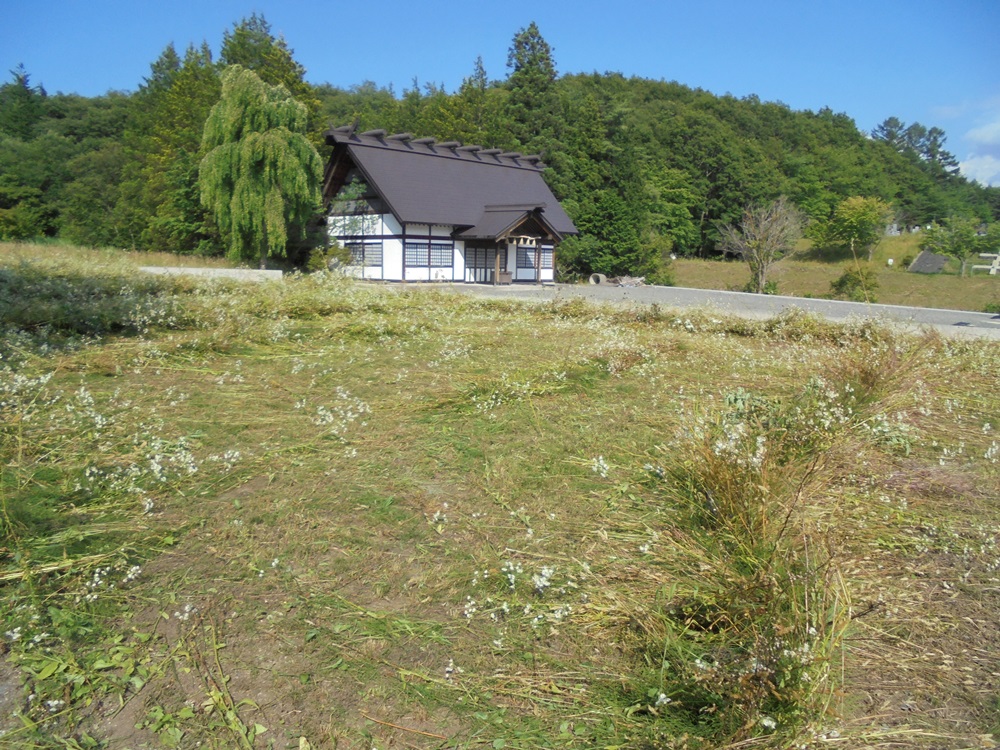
{"left": 324, "top": 126, "right": 577, "bottom": 239}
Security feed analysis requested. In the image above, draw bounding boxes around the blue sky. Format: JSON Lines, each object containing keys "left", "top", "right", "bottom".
{"left": 4, "top": 0, "right": 999, "bottom": 185}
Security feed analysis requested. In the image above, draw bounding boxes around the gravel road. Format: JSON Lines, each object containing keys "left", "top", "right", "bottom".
{"left": 435, "top": 282, "right": 1000, "bottom": 340}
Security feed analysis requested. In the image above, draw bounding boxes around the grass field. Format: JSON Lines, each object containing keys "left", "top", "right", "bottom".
{"left": 673, "top": 234, "right": 1000, "bottom": 313}
{"left": 1, "top": 242, "right": 999, "bottom": 749}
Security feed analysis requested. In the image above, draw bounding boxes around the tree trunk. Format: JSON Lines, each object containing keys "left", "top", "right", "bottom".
{"left": 260, "top": 225, "right": 267, "bottom": 270}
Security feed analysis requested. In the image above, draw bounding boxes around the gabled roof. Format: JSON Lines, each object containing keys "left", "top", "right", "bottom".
{"left": 454, "top": 205, "right": 565, "bottom": 242}
{"left": 324, "top": 126, "right": 577, "bottom": 241}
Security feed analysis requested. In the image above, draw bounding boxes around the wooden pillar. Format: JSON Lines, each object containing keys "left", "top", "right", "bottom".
{"left": 494, "top": 243, "right": 501, "bottom": 285}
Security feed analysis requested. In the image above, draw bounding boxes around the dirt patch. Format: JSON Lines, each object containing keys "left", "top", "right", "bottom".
{"left": 0, "top": 654, "right": 24, "bottom": 729}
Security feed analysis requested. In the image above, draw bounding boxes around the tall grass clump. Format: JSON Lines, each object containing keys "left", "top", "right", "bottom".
{"left": 628, "top": 343, "right": 921, "bottom": 746}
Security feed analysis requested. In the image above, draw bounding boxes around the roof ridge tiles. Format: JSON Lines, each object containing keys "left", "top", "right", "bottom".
{"left": 326, "top": 125, "right": 546, "bottom": 170}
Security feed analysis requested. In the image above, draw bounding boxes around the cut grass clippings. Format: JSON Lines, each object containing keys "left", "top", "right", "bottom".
{"left": 1, "top": 242, "right": 998, "bottom": 749}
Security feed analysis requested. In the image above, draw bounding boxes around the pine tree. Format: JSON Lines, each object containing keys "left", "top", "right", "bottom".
{"left": 115, "top": 43, "right": 221, "bottom": 253}
{"left": 0, "top": 64, "right": 46, "bottom": 140}
{"left": 199, "top": 66, "right": 322, "bottom": 268}
{"left": 142, "top": 44, "right": 181, "bottom": 94}
{"left": 505, "top": 22, "right": 559, "bottom": 153}
{"left": 871, "top": 117, "right": 906, "bottom": 151}
{"left": 444, "top": 57, "right": 507, "bottom": 147}
{"left": 220, "top": 14, "right": 322, "bottom": 141}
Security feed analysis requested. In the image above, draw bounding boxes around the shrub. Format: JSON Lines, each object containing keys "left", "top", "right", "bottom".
{"left": 644, "top": 260, "right": 675, "bottom": 287}
{"left": 306, "top": 241, "right": 351, "bottom": 272}
{"left": 830, "top": 266, "right": 879, "bottom": 302}
{"left": 744, "top": 278, "right": 778, "bottom": 295}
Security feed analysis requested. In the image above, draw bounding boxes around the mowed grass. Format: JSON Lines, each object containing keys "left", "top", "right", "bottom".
{"left": 2, "top": 242, "right": 999, "bottom": 749}
{"left": 672, "top": 234, "right": 1000, "bottom": 312}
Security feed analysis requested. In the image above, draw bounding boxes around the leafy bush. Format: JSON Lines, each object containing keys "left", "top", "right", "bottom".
{"left": 305, "top": 241, "right": 351, "bottom": 272}
{"left": 830, "top": 266, "right": 879, "bottom": 302}
{"left": 744, "top": 278, "right": 779, "bottom": 294}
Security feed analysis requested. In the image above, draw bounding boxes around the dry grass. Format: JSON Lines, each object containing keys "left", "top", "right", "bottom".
{"left": 0, "top": 240, "right": 238, "bottom": 269}
{"left": 1, "top": 243, "right": 998, "bottom": 749}
{"left": 672, "top": 235, "right": 1000, "bottom": 312}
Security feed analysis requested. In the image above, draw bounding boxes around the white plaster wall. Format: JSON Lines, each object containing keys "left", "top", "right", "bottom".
{"left": 453, "top": 241, "right": 466, "bottom": 280}
{"left": 384, "top": 238, "right": 403, "bottom": 280}
{"left": 383, "top": 214, "right": 403, "bottom": 236}
{"left": 405, "top": 266, "right": 431, "bottom": 282}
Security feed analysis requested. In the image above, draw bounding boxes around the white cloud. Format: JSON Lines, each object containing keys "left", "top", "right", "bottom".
{"left": 958, "top": 108, "right": 1000, "bottom": 184}
{"left": 932, "top": 94, "right": 1000, "bottom": 122}
{"left": 966, "top": 119, "right": 1000, "bottom": 150}
{"left": 959, "top": 155, "right": 1000, "bottom": 187}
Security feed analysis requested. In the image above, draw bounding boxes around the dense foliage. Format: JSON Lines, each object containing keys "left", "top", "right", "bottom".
{"left": 199, "top": 66, "right": 322, "bottom": 268}
{"left": 1, "top": 17, "right": 997, "bottom": 275}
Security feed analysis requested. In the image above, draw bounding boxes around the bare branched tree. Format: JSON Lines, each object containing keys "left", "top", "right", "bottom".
{"left": 718, "top": 196, "right": 804, "bottom": 294}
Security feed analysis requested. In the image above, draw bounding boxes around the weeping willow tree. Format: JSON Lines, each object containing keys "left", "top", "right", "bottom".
{"left": 199, "top": 65, "right": 322, "bottom": 268}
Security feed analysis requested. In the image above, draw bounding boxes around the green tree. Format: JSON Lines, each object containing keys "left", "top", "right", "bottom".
{"left": 221, "top": 13, "right": 304, "bottom": 90}
{"left": 115, "top": 43, "right": 221, "bottom": 253}
{"left": 922, "top": 127, "right": 960, "bottom": 178}
{"left": 0, "top": 175, "right": 49, "bottom": 239}
{"left": 0, "top": 64, "right": 46, "bottom": 140}
{"left": 830, "top": 266, "right": 879, "bottom": 303}
{"left": 0, "top": 132, "right": 71, "bottom": 238}
{"left": 60, "top": 143, "right": 128, "bottom": 247}
{"left": 505, "top": 22, "right": 559, "bottom": 153}
{"left": 570, "top": 189, "right": 644, "bottom": 276}
{"left": 446, "top": 57, "right": 507, "bottom": 147}
{"left": 640, "top": 164, "right": 700, "bottom": 256}
{"left": 871, "top": 117, "right": 907, "bottom": 151}
{"left": 920, "top": 217, "right": 997, "bottom": 276}
{"left": 718, "top": 196, "right": 804, "bottom": 294}
{"left": 813, "top": 196, "right": 893, "bottom": 261}
{"left": 141, "top": 45, "right": 222, "bottom": 254}
{"left": 141, "top": 43, "right": 181, "bottom": 94}
{"left": 220, "top": 13, "right": 322, "bottom": 141}
{"left": 199, "top": 66, "right": 323, "bottom": 268}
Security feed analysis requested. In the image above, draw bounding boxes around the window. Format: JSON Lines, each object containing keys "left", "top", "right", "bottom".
{"left": 404, "top": 241, "right": 429, "bottom": 267}
{"left": 466, "top": 246, "right": 507, "bottom": 269}
{"left": 346, "top": 241, "right": 383, "bottom": 266}
{"left": 429, "top": 242, "right": 453, "bottom": 268}
{"left": 467, "top": 246, "right": 485, "bottom": 268}
{"left": 516, "top": 245, "right": 536, "bottom": 269}
{"left": 406, "top": 239, "right": 454, "bottom": 268}
{"left": 540, "top": 245, "right": 553, "bottom": 269}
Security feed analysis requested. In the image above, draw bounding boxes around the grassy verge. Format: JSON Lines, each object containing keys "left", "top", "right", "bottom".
{"left": 1, "top": 243, "right": 998, "bottom": 749}
{"left": 672, "top": 235, "right": 1000, "bottom": 312}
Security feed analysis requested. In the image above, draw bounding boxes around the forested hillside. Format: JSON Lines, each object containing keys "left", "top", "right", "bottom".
{"left": 2, "top": 16, "right": 998, "bottom": 278}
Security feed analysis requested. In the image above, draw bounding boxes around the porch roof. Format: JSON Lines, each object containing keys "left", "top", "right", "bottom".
{"left": 453, "top": 205, "right": 565, "bottom": 242}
